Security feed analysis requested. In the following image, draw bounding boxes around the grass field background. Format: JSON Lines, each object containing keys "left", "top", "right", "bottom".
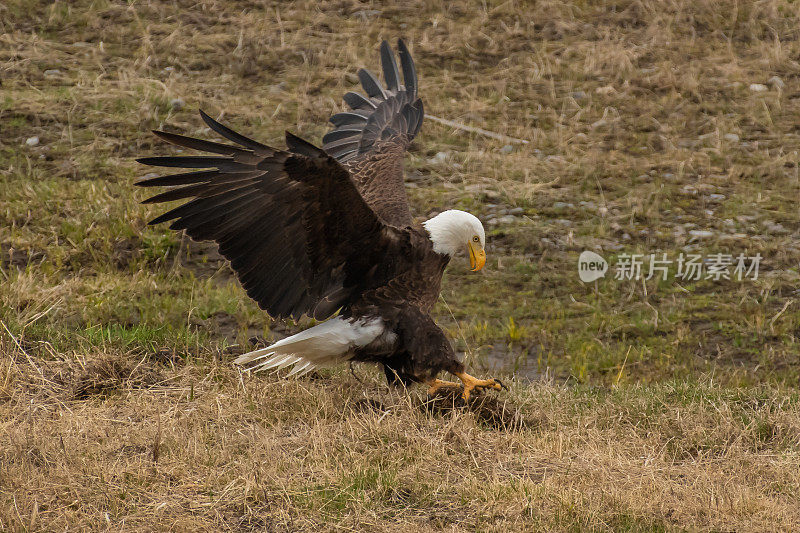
{"left": 2, "top": 0, "right": 800, "bottom": 530}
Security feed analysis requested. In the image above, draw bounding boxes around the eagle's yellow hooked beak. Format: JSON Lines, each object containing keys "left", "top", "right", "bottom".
{"left": 468, "top": 241, "right": 486, "bottom": 271}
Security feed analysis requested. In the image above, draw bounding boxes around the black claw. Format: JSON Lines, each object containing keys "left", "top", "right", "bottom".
{"left": 495, "top": 378, "right": 508, "bottom": 391}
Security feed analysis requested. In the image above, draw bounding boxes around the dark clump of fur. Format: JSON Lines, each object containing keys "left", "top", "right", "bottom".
{"left": 422, "top": 385, "right": 535, "bottom": 431}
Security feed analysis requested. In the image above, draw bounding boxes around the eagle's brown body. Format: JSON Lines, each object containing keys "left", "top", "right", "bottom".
{"left": 343, "top": 139, "right": 414, "bottom": 226}
{"left": 346, "top": 227, "right": 456, "bottom": 384}
{"left": 136, "top": 40, "right": 499, "bottom": 397}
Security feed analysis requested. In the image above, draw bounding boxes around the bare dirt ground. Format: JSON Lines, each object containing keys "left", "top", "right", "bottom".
{"left": 2, "top": 0, "right": 800, "bottom": 530}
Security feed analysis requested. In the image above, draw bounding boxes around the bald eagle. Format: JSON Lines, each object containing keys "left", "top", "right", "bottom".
{"left": 136, "top": 40, "right": 503, "bottom": 400}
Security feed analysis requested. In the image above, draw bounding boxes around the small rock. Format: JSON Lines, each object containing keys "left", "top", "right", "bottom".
{"left": 508, "top": 207, "right": 524, "bottom": 215}
{"left": 723, "top": 133, "right": 739, "bottom": 142}
{"left": 554, "top": 219, "right": 572, "bottom": 226}
{"left": 552, "top": 202, "right": 574, "bottom": 209}
{"left": 545, "top": 155, "right": 566, "bottom": 163}
{"left": 768, "top": 76, "right": 785, "bottom": 90}
{"left": 640, "top": 67, "right": 656, "bottom": 74}
{"left": 43, "top": 69, "right": 61, "bottom": 77}
{"left": 595, "top": 85, "right": 615, "bottom": 95}
{"left": 499, "top": 144, "right": 514, "bottom": 154}
{"left": 662, "top": 173, "right": 675, "bottom": 180}
{"left": 486, "top": 217, "right": 498, "bottom": 226}
{"left": 268, "top": 82, "right": 287, "bottom": 94}
{"left": 169, "top": 98, "right": 184, "bottom": 110}
{"left": 764, "top": 222, "right": 789, "bottom": 235}
{"left": 689, "top": 230, "right": 714, "bottom": 239}
{"left": 698, "top": 132, "right": 717, "bottom": 144}
{"left": 570, "top": 90, "right": 587, "bottom": 100}
{"left": 142, "top": 173, "right": 159, "bottom": 179}
{"left": 352, "top": 9, "right": 381, "bottom": 21}
{"left": 163, "top": 66, "right": 175, "bottom": 73}
{"left": 749, "top": 83, "right": 768, "bottom": 92}
{"left": 497, "top": 215, "right": 516, "bottom": 225}
{"left": 427, "top": 151, "right": 449, "bottom": 164}
{"left": 622, "top": 233, "right": 631, "bottom": 241}
{"left": 708, "top": 193, "right": 726, "bottom": 201}
{"left": 25, "top": 136, "right": 39, "bottom": 146}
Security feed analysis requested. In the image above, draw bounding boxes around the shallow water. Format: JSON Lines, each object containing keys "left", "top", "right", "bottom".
{"left": 467, "top": 344, "right": 543, "bottom": 381}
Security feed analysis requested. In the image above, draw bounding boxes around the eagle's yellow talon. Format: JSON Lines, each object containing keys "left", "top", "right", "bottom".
{"left": 427, "top": 378, "right": 460, "bottom": 396}
{"left": 454, "top": 372, "right": 504, "bottom": 401}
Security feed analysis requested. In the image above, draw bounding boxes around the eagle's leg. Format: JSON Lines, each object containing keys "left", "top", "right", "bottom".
{"left": 453, "top": 371, "right": 504, "bottom": 401}
{"left": 426, "top": 378, "right": 460, "bottom": 396}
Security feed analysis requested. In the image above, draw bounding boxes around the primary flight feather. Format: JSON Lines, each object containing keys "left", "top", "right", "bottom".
{"left": 136, "top": 40, "right": 503, "bottom": 400}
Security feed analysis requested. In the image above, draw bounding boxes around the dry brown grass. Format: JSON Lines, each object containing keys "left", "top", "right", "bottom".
{"left": 3, "top": 345, "right": 800, "bottom": 531}
{"left": 3, "top": 0, "right": 800, "bottom": 530}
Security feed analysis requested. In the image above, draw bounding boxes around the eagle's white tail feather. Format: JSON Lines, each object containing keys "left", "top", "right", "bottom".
{"left": 234, "top": 317, "right": 386, "bottom": 375}
{"left": 287, "top": 361, "right": 312, "bottom": 376}
{"left": 250, "top": 354, "right": 295, "bottom": 373}
{"left": 234, "top": 345, "right": 275, "bottom": 365}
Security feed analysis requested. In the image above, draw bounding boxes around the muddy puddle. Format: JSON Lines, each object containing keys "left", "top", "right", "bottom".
{"left": 467, "top": 343, "right": 544, "bottom": 381}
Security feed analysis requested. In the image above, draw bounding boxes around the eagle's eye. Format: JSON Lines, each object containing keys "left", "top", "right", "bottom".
{"left": 472, "top": 236, "right": 480, "bottom": 243}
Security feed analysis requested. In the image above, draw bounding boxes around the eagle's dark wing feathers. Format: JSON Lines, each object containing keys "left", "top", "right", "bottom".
{"left": 324, "top": 40, "right": 423, "bottom": 162}
{"left": 137, "top": 111, "right": 401, "bottom": 321}
{"left": 322, "top": 39, "right": 424, "bottom": 227}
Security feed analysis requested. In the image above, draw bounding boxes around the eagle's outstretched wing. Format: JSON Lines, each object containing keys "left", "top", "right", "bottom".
{"left": 137, "top": 111, "right": 402, "bottom": 321}
{"left": 323, "top": 39, "right": 424, "bottom": 227}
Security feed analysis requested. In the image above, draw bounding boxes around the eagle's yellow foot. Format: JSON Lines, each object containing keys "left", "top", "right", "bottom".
{"left": 427, "top": 378, "right": 461, "bottom": 396}
{"left": 454, "top": 371, "right": 504, "bottom": 401}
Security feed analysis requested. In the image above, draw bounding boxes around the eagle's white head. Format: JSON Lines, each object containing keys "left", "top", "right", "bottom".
{"left": 422, "top": 209, "right": 486, "bottom": 271}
